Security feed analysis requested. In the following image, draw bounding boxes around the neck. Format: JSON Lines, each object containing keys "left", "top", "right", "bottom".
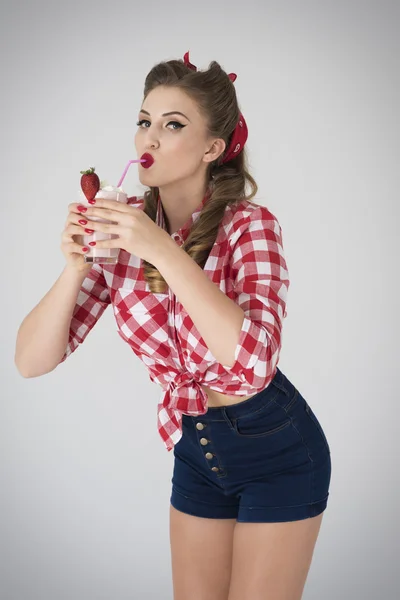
{"left": 158, "top": 170, "right": 210, "bottom": 235}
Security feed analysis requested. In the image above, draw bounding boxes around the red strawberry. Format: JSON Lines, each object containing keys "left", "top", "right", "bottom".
{"left": 80, "top": 167, "right": 100, "bottom": 201}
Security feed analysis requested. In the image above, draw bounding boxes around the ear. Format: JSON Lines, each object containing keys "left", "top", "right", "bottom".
{"left": 203, "top": 138, "right": 226, "bottom": 164}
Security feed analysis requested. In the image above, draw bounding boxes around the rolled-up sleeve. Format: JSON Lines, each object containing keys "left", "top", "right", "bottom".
{"left": 221, "top": 206, "right": 290, "bottom": 389}
{"left": 59, "top": 263, "right": 111, "bottom": 364}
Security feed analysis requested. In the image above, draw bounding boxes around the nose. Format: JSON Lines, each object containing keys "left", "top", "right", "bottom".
{"left": 144, "top": 133, "right": 160, "bottom": 150}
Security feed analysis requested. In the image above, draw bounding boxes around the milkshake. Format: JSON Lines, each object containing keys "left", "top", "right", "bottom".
{"left": 77, "top": 161, "right": 145, "bottom": 264}
{"left": 78, "top": 182, "right": 128, "bottom": 264}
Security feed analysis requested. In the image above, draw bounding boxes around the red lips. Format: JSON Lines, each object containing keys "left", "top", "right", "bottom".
{"left": 140, "top": 153, "right": 154, "bottom": 168}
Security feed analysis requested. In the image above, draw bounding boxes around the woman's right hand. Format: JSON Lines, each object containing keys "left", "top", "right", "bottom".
{"left": 60, "top": 203, "right": 93, "bottom": 274}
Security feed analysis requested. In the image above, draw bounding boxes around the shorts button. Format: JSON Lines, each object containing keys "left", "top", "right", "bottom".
{"left": 211, "top": 467, "right": 219, "bottom": 472}
{"left": 196, "top": 422, "right": 205, "bottom": 430}
{"left": 200, "top": 438, "right": 209, "bottom": 446}
{"left": 205, "top": 452, "right": 213, "bottom": 459}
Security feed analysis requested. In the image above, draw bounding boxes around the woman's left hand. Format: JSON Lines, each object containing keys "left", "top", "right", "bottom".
{"left": 81, "top": 198, "right": 172, "bottom": 264}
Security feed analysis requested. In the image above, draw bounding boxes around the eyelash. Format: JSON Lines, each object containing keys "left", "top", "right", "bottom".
{"left": 136, "top": 119, "right": 185, "bottom": 131}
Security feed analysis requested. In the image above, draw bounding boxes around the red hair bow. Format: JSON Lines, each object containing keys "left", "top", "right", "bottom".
{"left": 183, "top": 51, "right": 237, "bottom": 82}
{"left": 183, "top": 52, "right": 247, "bottom": 164}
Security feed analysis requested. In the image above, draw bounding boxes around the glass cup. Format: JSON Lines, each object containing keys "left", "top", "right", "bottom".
{"left": 76, "top": 186, "right": 128, "bottom": 264}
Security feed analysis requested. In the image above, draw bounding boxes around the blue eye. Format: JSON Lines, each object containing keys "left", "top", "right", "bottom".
{"left": 136, "top": 119, "right": 185, "bottom": 131}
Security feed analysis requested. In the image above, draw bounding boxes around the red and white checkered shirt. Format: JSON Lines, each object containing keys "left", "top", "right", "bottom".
{"left": 60, "top": 194, "right": 290, "bottom": 451}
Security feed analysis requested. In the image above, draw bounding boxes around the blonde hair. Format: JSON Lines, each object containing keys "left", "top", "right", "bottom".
{"left": 141, "top": 58, "right": 258, "bottom": 293}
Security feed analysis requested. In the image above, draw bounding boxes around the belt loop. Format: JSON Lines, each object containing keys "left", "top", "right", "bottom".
{"left": 271, "top": 367, "right": 290, "bottom": 397}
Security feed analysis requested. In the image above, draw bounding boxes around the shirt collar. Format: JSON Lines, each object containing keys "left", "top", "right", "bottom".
{"left": 156, "top": 190, "right": 211, "bottom": 243}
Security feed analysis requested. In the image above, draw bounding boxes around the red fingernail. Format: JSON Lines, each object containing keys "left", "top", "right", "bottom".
{"left": 82, "top": 247, "right": 89, "bottom": 252}
{"left": 77, "top": 205, "right": 87, "bottom": 212}
{"left": 78, "top": 219, "right": 88, "bottom": 225}
{"left": 84, "top": 228, "right": 94, "bottom": 234}
{"left": 88, "top": 241, "right": 96, "bottom": 246}
{"left": 88, "top": 199, "right": 96, "bottom": 205}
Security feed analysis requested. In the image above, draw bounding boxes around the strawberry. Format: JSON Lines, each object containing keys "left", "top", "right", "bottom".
{"left": 80, "top": 167, "right": 100, "bottom": 201}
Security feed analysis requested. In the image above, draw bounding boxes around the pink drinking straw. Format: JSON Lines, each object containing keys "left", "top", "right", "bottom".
{"left": 117, "top": 159, "right": 146, "bottom": 188}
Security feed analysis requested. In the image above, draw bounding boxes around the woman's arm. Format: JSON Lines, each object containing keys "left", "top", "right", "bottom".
{"left": 15, "top": 263, "right": 109, "bottom": 377}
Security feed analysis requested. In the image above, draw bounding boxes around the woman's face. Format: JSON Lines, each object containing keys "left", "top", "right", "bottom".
{"left": 135, "top": 86, "right": 221, "bottom": 187}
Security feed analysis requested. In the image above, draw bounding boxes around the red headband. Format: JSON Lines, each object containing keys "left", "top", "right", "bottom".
{"left": 183, "top": 51, "right": 248, "bottom": 165}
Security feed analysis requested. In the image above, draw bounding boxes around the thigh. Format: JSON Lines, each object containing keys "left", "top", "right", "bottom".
{"left": 170, "top": 505, "right": 236, "bottom": 600}
{"left": 228, "top": 512, "right": 325, "bottom": 600}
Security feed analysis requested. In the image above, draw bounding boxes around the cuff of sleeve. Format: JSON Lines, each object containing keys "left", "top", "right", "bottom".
{"left": 220, "top": 315, "right": 266, "bottom": 376}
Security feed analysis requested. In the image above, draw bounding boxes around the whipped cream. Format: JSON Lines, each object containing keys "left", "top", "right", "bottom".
{"left": 78, "top": 182, "right": 126, "bottom": 199}
{"left": 102, "top": 185, "right": 125, "bottom": 192}
{"left": 100, "top": 181, "right": 124, "bottom": 192}
{"left": 78, "top": 186, "right": 125, "bottom": 195}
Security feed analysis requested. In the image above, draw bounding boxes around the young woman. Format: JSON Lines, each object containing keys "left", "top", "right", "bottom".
{"left": 16, "top": 52, "right": 332, "bottom": 600}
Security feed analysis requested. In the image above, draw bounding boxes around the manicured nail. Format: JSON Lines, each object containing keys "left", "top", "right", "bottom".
{"left": 82, "top": 247, "right": 89, "bottom": 252}
{"left": 84, "top": 228, "right": 94, "bottom": 234}
{"left": 77, "top": 205, "right": 87, "bottom": 212}
{"left": 78, "top": 219, "right": 88, "bottom": 225}
{"left": 88, "top": 241, "right": 96, "bottom": 246}
{"left": 88, "top": 199, "right": 96, "bottom": 205}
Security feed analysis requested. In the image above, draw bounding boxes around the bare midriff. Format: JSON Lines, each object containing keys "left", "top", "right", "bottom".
{"left": 200, "top": 383, "right": 256, "bottom": 408}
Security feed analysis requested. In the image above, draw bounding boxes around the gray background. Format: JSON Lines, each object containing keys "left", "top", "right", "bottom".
{"left": 1, "top": 0, "right": 399, "bottom": 598}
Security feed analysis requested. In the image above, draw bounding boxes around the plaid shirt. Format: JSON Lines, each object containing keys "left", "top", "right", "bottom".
{"left": 60, "top": 194, "right": 290, "bottom": 452}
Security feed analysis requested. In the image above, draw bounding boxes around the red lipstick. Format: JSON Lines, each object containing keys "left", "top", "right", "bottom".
{"left": 140, "top": 153, "right": 155, "bottom": 168}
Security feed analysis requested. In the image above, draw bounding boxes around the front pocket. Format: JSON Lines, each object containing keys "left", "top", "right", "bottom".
{"left": 113, "top": 288, "right": 170, "bottom": 348}
{"left": 115, "top": 288, "right": 169, "bottom": 314}
{"left": 224, "top": 400, "right": 292, "bottom": 438}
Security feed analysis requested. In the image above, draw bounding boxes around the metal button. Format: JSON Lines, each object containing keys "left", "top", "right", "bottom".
{"left": 211, "top": 467, "right": 219, "bottom": 472}
{"left": 200, "top": 438, "right": 209, "bottom": 446}
{"left": 196, "top": 423, "right": 205, "bottom": 430}
{"left": 205, "top": 452, "right": 213, "bottom": 460}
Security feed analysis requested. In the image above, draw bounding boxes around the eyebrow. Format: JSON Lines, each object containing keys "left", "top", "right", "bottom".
{"left": 139, "top": 109, "right": 191, "bottom": 122}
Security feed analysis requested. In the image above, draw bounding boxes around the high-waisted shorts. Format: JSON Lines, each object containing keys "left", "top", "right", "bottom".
{"left": 170, "top": 367, "right": 331, "bottom": 523}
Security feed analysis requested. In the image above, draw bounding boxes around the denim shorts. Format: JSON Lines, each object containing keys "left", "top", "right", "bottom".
{"left": 170, "top": 367, "right": 331, "bottom": 523}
